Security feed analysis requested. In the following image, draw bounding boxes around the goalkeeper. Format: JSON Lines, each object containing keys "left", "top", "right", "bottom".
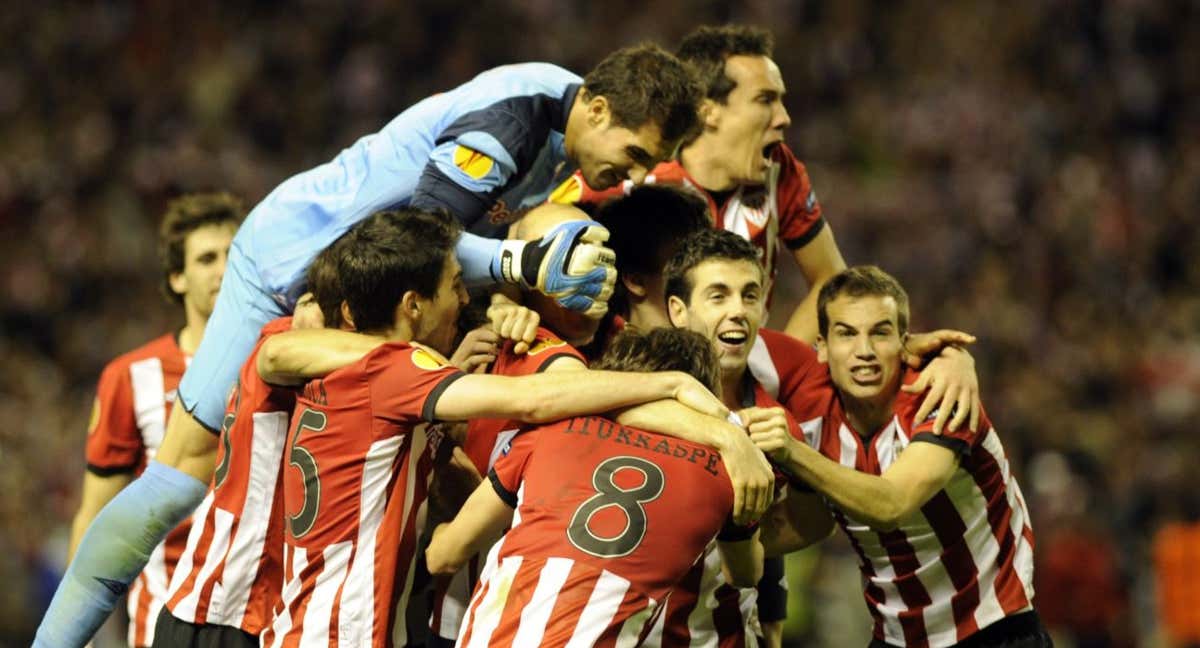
{"left": 36, "top": 43, "right": 700, "bottom": 647}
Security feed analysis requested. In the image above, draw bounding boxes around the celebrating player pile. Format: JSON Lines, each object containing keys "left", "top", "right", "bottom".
{"left": 41, "top": 23, "right": 1048, "bottom": 648}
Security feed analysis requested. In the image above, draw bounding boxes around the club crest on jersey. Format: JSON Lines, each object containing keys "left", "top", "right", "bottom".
{"left": 453, "top": 145, "right": 494, "bottom": 180}
{"left": 411, "top": 344, "right": 451, "bottom": 370}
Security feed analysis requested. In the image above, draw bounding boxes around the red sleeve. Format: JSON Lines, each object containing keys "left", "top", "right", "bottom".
{"left": 547, "top": 169, "right": 627, "bottom": 207}
{"left": 85, "top": 360, "right": 143, "bottom": 475}
{"left": 487, "top": 428, "right": 540, "bottom": 507}
{"left": 773, "top": 144, "right": 826, "bottom": 250}
{"left": 494, "top": 327, "right": 586, "bottom": 375}
{"left": 368, "top": 344, "right": 465, "bottom": 426}
{"left": 758, "top": 329, "right": 826, "bottom": 412}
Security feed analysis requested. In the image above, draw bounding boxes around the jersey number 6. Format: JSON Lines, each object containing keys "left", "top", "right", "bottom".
{"left": 567, "top": 456, "right": 665, "bottom": 558}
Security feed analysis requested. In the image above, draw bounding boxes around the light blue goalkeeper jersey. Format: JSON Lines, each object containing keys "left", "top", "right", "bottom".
{"left": 240, "top": 62, "right": 582, "bottom": 309}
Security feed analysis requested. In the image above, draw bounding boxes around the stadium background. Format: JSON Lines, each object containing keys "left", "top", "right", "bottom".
{"left": 1, "top": 1, "right": 1196, "bottom": 646}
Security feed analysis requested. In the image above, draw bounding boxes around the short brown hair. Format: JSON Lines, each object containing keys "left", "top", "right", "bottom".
{"left": 159, "top": 192, "right": 245, "bottom": 304}
{"left": 663, "top": 229, "right": 762, "bottom": 305}
{"left": 306, "top": 237, "right": 346, "bottom": 329}
{"left": 583, "top": 43, "right": 702, "bottom": 150}
{"left": 817, "top": 266, "right": 911, "bottom": 336}
{"left": 592, "top": 327, "right": 720, "bottom": 393}
{"left": 677, "top": 25, "right": 774, "bottom": 103}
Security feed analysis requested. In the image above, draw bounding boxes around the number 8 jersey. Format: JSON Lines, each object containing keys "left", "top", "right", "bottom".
{"left": 457, "top": 417, "right": 756, "bottom": 648}
{"left": 263, "top": 341, "right": 464, "bottom": 648}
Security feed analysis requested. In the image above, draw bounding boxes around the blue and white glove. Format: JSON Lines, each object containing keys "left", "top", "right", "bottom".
{"left": 490, "top": 220, "right": 616, "bottom": 317}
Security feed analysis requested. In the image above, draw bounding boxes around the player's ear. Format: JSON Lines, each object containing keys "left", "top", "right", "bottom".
{"left": 400, "top": 291, "right": 422, "bottom": 321}
{"left": 622, "top": 273, "right": 647, "bottom": 298}
{"left": 666, "top": 295, "right": 688, "bottom": 328}
{"left": 587, "top": 94, "right": 611, "bottom": 129}
{"left": 699, "top": 98, "right": 721, "bottom": 130}
{"left": 339, "top": 301, "right": 357, "bottom": 331}
{"left": 168, "top": 270, "right": 187, "bottom": 297}
{"left": 816, "top": 335, "right": 828, "bottom": 363}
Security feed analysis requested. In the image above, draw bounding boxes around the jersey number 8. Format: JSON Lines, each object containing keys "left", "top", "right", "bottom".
{"left": 567, "top": 456, "right": 665, "bottom": 558}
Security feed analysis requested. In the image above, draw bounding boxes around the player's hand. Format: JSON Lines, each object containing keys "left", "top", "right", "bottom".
{"left": 450, "top": 327, "right": 498, "bottom": 374}
{"left": 497, "top": 220, "right": 616, "bottom": 318}
{"left": 670, "top": 373, "right": 730, "bottom": 420}
{"left": 902, "top": 329, "right": 976, "bottom": 368}
{"left": 742, "top": 406, "right": 795, "bottom": 463}
{"left": 712, "top": 422, "right": 774, "bottom": 526}
{"left": 902, "top": 346, "right": 981, "bottom": 433}
{"left": 486, "top": 293, "right": 539, "bottom": 354}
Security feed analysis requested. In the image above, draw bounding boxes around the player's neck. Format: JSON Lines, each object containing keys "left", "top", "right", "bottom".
{"left": 626, "top": 301, "right": 672, "bottom": 332}
{"left": 841, "top": 392, "right": 898, "bottom": 439}
{"left": 680, "top": 136, "right": 739, "bottom": 192}
{"left": 720, "top": 370, "right": 744, "bottom": 410}
{"left": 562, "top": 93, "right": 588, "bottom": 163}
{"left": 178, "top": 316, "right": 206, "bottom": 355}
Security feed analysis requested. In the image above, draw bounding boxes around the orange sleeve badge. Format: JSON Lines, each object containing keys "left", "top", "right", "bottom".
{"left": 410, "top": 343, "right": 452, "bottom": 370}
{"left": 453, "top": 145, "right": 495, "bottom": 180}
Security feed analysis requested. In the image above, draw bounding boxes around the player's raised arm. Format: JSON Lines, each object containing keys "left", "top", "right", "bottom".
{"left": 426, "top": 474, "right": 518, "bottom": 575}
{"left": 432, "top": 369, "right": 727, "bottom": 424}
{"left": 257, "top": 328, "right": 387, "bottom": 385}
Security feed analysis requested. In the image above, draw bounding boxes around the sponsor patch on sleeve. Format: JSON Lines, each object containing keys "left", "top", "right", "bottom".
{"left": 411, "top": 343, "right": 452, "bottom": 371}
{"left": 547, "top": 174, "right": 582, "bottom": 204}
{"left": 452, "top": 145, "right": 495, "bottom": 180}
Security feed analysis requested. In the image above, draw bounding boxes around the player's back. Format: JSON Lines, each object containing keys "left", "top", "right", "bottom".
{"left": 461, "top": 416, "right": 744, "bottom": 647}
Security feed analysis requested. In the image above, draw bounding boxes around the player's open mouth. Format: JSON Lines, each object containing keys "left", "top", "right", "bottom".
{"left": 717, "top": 330, "right": 748, "bottom": 353}
{"left": 850, "top": 365, "right": 882, "bottom": 384}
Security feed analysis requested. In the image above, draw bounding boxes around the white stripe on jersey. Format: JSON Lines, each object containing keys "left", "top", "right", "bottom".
{"left": 167, "top": 492, "right": 213, "bottom": 601}
{"left": 746, "top": 336, "right": 780, "bottom": 399}
{"left": 300, "top": 541, "right": 352, "bottom": 648}
{"left": 212, "top": 409, "right": 290, "bottom": 625}
{"left": 339, "top": 434, "right": 405, "bottom": 645}
{"left": 129, "top": 357, "right": 167, "bottom": 455}
{"left": 462, "top": 556, "right": 525, "bottom": 648}
{"left": 510, "top": 557, "right": 574, "bottom": 647}
{"left": 391, "top": 426, "right": 431, "bottom": 648}
{"left": 563, "top": 569, "right": 631, "bottom": 648}
{"left": 269, "top": 544, "right": 308, "bottom": 648}
{"left": 172, "top": 502, "right": 233, "bottom": 620}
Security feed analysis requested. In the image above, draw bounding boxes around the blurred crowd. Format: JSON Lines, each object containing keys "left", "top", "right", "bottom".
{"left": 1, "top": 1, "right": 1196, "bottom": 645}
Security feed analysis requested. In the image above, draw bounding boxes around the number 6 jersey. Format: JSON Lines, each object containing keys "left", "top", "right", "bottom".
{"left": 457, "top": 417, "right": 756, "bottom": 648}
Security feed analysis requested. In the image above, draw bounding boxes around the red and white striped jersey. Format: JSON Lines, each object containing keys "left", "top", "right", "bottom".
{"left": 649, "top": 375, "right": 805, "bottom": 648}
{"left": 85, "top": 332, "right": 192, "bottom": 647}
{"left": 557, "top": 142, "right": 825, "bottom": 297}
{"left": 264, "top": 341, "right": 463, "bottom": 648}
{"left": 791, "top": 368, "right": 1037, "bottom": 647}
{"left": 430, "top": 328, "right": 586, "bottom": 640}
{"left": 165, "top": 317, "right": 296, "bottom": 635}
{"left": 457, "top": 417, "right": 753, "bottom": 647}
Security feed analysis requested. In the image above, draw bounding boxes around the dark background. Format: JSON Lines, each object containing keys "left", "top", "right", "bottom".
{"left": 1, "top": 2, "right": 1196, "bottom": 645}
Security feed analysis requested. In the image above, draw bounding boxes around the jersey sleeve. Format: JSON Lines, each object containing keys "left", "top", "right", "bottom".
{"left": 495, "top": 327, "right": 586, "bottom": 375}
{"left": 411, "top": 102, "right": 547, "bottom": 228}
{"left": 369, "top": 345, "right": 466, "bottom": 426}
{"left": 487, "top": 428, "right": 540, "bottom": 507}
{"left": 773, "top": 145, "right": 826, "bottom": 250}
{"left": 550, "top": 169, "right": 628, "bottom": 207}
{"left": 905, "top": 380, "right": 989, "bottom": 456}
{"left": 85, "top": 361, "right": 143, "bottom": 475}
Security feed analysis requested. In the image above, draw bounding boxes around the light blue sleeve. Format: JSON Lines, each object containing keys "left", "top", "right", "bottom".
{"left": 33, "top": 462, "right": 208, "bottom": 648}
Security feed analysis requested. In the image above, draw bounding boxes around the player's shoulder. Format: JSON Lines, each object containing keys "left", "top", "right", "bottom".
{"left": 102, "top": 332, "right": 182, "bottom": 374}
{"left": 757, "top": 328, "right": 819, "bottom": 368}
{"left": 466, "top": 62, "right": 581, "bottom": 97}
{"left": 258, "top": 316, "right": 293, "bottom": 339}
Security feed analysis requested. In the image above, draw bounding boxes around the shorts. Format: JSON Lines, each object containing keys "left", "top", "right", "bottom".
{"left": 756, "top": 556, "right": 787, "bottom": 624}
{"left": 150, "top": 607, "right": 258, "bottom": 648}
{"left": 176, "top": 234, "right": 285, "bottom": 430}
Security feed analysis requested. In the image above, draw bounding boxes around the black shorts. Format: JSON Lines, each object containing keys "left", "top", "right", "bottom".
{"left": 868, "top": 610, "right": 1053, "bottom": 648}
{"left": 756, "top": 556, "right": 787, "bottom": 624}
{"left": 150, "top": 607, "right": 258, "bottom": 648}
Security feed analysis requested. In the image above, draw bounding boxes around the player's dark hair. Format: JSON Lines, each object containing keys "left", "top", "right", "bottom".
{"left": 158, "top": 192, "right": 245, "bottom": 305}
{"left": 663, "top": 229, "right": 762, "bottom": 305}
{"left": 594, "top": 184, "right": 711, "bottom": 315}
{"left": 583, "top": 43, "right": 703, "bottom": 150}
{"left": 817, "top": 266, "right": 911, "bottom": 336}
{"left": 593, "top": 327, "right": 720, "bottom": 393}
{"left": 677, "top": 25, "right": 774, "bottom": 103}
{"left": 305, "top": 237, "right": 346, "bottom": 329}
{"left": 336, "top": 208, "right": 461, "bottom": 333}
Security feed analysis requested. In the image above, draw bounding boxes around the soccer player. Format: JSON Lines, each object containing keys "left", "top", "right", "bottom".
{"left": 426, "top": 327, "right": 764, "bottom": 647}
{"left": 558, "top": 24, "right": 846, "bottom": 342}
{"left": 750, "top": 266, "right": 1049, "bottom": 648}
{"left": 67, "top": 192, "right": 243, "bottom": 647}
{"left": 36, "top": 44, "right": 702, "bottom": 647}
{"left": 257, "top": 207, "right": 729, "bottom": 647}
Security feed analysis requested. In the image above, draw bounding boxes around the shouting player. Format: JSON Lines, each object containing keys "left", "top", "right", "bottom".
{"left": 752, "top": 267, "right": 1048, "bottom": 648}
{"left": 68, "top": 193, "right": 242, "bottom": 647}
{"left": 37, "top": 44, "right": 702, "bottom": 647}
{"left": 560, "top": 24, "right": 846, "bottom": 342}
{"left": 427, "top": 327, "right": 764, "bottom": 647}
